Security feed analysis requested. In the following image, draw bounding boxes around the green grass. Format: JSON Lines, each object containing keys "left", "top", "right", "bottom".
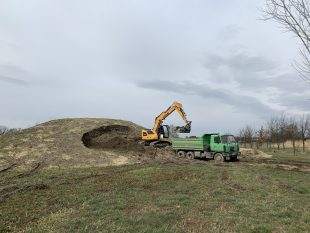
{"left": 1, "top": 161, "right": 309, "bottom": 233}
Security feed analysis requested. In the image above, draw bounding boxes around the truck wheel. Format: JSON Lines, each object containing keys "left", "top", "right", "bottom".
{"left": 186, "top": 151, "right": 195, "bottom": 159}
{"left": 231, "top": 156, "right": 238, "bottom": 162}
{"left": 177, "top": 151, "right": 186, "bottom": 157}
{"left": 214, "top": 153, "right": 224, "bottom": 163}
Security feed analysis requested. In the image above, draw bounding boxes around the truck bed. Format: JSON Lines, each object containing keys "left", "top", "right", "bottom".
{"left": 171, "top": 137, "right": 209, "bottom": 151}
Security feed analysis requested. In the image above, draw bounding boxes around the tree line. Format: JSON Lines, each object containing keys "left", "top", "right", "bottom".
{"left": 238, "top": 114, "right": 310, "bottom": 154}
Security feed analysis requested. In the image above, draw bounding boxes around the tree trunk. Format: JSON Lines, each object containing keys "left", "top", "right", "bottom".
{"left": 302, "top": 138, "right": 305, "bottom": 152}
{"left": 293, "top": 139, "right": 296, "bottom": 156}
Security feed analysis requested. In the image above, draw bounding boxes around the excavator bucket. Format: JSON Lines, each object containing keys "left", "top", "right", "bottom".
{"left": 175, "top": 122, "right": 192, "bottom": 133}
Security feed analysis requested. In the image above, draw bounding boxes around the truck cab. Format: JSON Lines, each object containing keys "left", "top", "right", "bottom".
{"left": 210, "top": 134, "right": 239, "bottom": 153}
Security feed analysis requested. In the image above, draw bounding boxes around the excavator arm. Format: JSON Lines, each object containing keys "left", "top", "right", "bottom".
{"left": 152, "top": 101, "right": 191, "bottom": 132}
{"left": 142, "top": 101, "right": 191, "bottom": 142}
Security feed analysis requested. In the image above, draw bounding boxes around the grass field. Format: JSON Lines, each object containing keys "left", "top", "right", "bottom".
{"left": 0, "top": 120, "right": 309, "bottom": 233}
{"left": 1, "top": 150, "right": 309, "bottom": 233}
{"left": 261, "top": 148, "right": 310, "bottom": 164}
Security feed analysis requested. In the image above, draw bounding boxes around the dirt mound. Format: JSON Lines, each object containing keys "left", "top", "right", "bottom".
{"left": 82, "top": 125, "right": 143, "bottom": 150}
{"left": 240, "top": 148, "right": 272, "bottom": 159}
{"left": 0, "top": 118, "right": 190, "bottom": 172}
{"left": 0, "top": 118, "right": 144, "bottom": 171}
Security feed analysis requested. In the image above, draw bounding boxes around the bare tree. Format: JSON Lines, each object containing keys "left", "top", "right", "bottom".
{"left": 279, "top": 113, "right": 288, "bottom": 148}
{"left": 257, "top": 126, "right": 267, "bottom": 149}
{"left": 299, "top": 114, "right": 309, "bottom": 152}
{"left": 274, "top": 117, "right": 282, "bottom": 150}
{"left": 267, "top": 118, "right": 278, "bottom": 148}
{"left": 244, "top": 125, "right": 255, "bottom": 148}
{"left": 238, "top": 128, "right": 246, "bottom": 148}
{"left": 263, "top": 0, "right": 310, "bottom": 82}
{"left": 287, "top": 117, "right": 299, "bottom": 155}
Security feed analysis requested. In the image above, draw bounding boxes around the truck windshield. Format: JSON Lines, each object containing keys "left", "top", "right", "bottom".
{"left": 214, "top": 136, "right": 221, "bottom": 143}
{"left": 221, "top": 135, "right": 236, "bottom": 143}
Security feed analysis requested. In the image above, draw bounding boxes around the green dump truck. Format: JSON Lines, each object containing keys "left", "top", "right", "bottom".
{"left": 171, "top": 134, "right": 239, "bottom": 162}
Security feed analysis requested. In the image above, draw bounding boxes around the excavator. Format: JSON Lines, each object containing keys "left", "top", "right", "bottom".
{"left": 141, "top": 101, "right": 191, "bottom": 147}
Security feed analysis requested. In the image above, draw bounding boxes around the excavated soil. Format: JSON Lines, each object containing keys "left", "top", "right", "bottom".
{"left": 240, "top": 148, "right": 272, "bottom": 159}
{"left": 80, "top": 124, "right": 181, "bottom": 164}
{"left": 82, "top": 125, "right": 143, "bottom": 151}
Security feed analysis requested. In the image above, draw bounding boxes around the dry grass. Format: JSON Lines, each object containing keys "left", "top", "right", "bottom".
{"left": 0, "top": 118, "right": 143, "bottom": 171}
{"left": 0, "top": 162, "right": 309, "bottom": 233}
{"left": 1, "top": 118, "right": 310, "bottom": 232}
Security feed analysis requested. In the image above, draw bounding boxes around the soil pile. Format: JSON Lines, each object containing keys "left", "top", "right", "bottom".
{"left": 82, "top": 125, "right": 143, "bottom": 151}
{"left": 0, "top": 118, "right": 194, "bottom": 173}
{"left": 240, "top": 148, "right": 272, "bottom": 159}
{"left": 0, "top": 118, "right": 144, "bottom": 170}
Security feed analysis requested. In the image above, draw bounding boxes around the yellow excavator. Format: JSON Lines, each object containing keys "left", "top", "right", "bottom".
{"left": 141, "top": 101, "right": 191, "bottom": 147}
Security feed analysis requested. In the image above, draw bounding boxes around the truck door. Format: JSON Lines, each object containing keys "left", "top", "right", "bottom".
{"left": 210, "top": 135, "right": 222, "bottom": 152}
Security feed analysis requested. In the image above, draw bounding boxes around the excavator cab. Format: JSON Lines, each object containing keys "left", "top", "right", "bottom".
{"left": 141, "top": 125, "right": 170, "bottom": 142}
{"left": 159, "top": 125, "right": 170, "bottom": 139}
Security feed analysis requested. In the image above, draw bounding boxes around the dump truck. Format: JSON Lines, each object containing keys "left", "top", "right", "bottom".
{"left": 172, "top": 134, "right": 239, "bottom": 162}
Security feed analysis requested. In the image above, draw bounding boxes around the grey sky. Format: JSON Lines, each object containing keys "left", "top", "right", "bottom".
{"left": 0, "top": 0, "right": 309, "bottom": 134}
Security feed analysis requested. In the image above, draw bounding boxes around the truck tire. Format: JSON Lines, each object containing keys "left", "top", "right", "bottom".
{"left": 230, "top": 156, "right": 238, "bottom": 162}
{"left": 177, "top": 151, "right": 186, "bottom": 157}
{"left": 186, "top": 151, "right": 195, "bottom": 159}
{"left": 214, "top": 153, "right": 224, "bottom": 163}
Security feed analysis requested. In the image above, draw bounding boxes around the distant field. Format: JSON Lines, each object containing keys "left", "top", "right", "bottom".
{"left": 282, "top": 140, "right": 310, "bottom": 149}
{"left": 241, "top": 140, "right": 310, "bottom": 150}
{"left": 1, "top": 151, "right": 309, "bottom": 233}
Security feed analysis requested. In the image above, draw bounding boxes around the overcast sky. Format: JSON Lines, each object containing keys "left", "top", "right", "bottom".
{"left": 0, "top": 0, "right": 309, "bottom": 134}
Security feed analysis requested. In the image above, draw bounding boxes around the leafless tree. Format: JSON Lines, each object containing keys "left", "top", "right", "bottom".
{"left": 298, "top": 114, "right": 309, "bottom": 152}
{"left": 274, "top": 117, "right": 282, "bottom": 149}
{"left": 267, "top": 117, "right": 278, "bottom": 148}
{"left": 287, "top": 117, "right": 299, "bottom": 155}
{"left": 244, "top": 125, "right": 255, "bottom": 148}
{"left": 238, "top": 128, "right": 246, "bottom": 147}
{"left": 279, "top": 113, "right": 288, "bottom": 148}
{"left": 257, "top": 126, "right": 267, "bottom": 148}
{"left": 238, "top": 126, "right": 254, "bottom": 148}
{"left": 263, "top": 0, "right": 310, "bottom": 82}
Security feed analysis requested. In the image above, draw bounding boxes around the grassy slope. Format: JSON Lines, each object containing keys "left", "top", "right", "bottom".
{"left": 1, "top": 157, "right": 309, "bottom": 233}
{"left": 0, "top": 118, "right": 142, "bottom": 170}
